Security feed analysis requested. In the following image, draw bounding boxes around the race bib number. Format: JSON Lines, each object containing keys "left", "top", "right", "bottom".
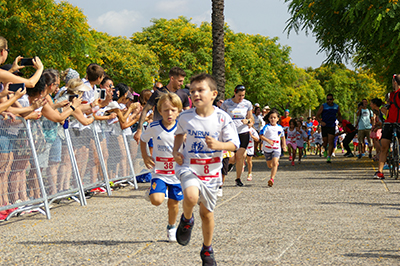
{"left": 155, "top": 157, "right": 175, "bottom": 175}
{"left": 190, "top": 157, "right": 221, "bottom": 181}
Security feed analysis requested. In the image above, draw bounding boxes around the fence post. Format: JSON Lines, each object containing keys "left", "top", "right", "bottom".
{"left": 64, "top": 127, "right": 87, "bottom": 206}
{"left": 123, "top": 133, "right": 138, "bottom": 189}
{"left": 92, "top": 122, "right": 112, "bottom": 196}
{"left": 25, "top": 120, "right": 51, "bottom": 219}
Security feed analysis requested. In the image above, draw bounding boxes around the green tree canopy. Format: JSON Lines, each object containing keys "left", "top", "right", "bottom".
{"left": 0, "top": 0, "right": 95, "bottom": 75}
{"left": 285, "top": 0, "right": 400, "bottom": 87}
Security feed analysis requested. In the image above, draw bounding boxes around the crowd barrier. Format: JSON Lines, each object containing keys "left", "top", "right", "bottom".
{"left": 0, "top": 116, "right": 150, "bottom": 221}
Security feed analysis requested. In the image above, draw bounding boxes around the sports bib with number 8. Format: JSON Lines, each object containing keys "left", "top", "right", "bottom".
{"left": 155, "top": 157, "right": 176, "bottom": 175}
{"left": 190, "top": 157, "right": 221, "bottom": 181}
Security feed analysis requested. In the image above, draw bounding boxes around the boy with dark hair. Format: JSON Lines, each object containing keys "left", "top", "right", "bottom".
{"left": 133, "top": 66, "right": 190, "bottom": 143}
{"left": 82, "top": 63, "right": 105, "bottom": 104}
{"left": 173, "top": 73, "right": 239, "bottom": 266}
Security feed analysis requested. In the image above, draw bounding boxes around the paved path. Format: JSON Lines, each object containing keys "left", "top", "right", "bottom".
{"left": 1, "top": 153, "right": 400, "bottom": 265}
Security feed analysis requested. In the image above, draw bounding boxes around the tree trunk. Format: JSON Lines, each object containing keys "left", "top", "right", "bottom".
{"left": 212, "top": 0, "right": 226, "bottom": 100}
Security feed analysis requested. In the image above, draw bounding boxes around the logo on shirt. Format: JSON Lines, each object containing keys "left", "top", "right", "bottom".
{"left": 187, "top": 129, "right": 209, "bottom": 139}
{"left": 189, "top": 141, "right": 205, "bottom": 153}
{"left": 157, "top": 136, "right": 161, "bottom": 140}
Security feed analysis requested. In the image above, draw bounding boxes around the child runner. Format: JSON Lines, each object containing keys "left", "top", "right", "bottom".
{"left": 314, "top": 126, "right": 323, "bottom": 156}
{"left": 310, "top": 130, "right": 316, "bottom": 154}
{"left": 246, "top": 125, "right": 260, "bottom": 181}
{"left": 140, "top": 93, "right": 183, "bottom": 242}
{"left": 173, "top": 73, "right": 239, "bottom": 265}
{"left": 301, "top": 125, "right": 308, "bottom": 157}
{"left": 286, "top": 119, "right": 299, "bottom": 166}
{"left": 353, "top": 133, "right": 359, "bottom": 156}
{"left": 260, "top": 109, "right": 287, "bottom": 187}
{"left": 296, "top": 122, "right": 308, "bottom": 163}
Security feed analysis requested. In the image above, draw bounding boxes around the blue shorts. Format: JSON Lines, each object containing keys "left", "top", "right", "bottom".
{"left": 148, "top": 138, "right": 153, "bottom": 148}
{"left": 0, "top": 134, "right": 12, "bottom": 154}
{"left": 149, "top": 178, "right": 183, "bottom": 201}
{"left": 264, "top": 150, "right": 281, "bottom": 161}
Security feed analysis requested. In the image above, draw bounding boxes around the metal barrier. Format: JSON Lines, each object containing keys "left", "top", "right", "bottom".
{"left": 0, "top": 116, "right": 148, "bottom": 222}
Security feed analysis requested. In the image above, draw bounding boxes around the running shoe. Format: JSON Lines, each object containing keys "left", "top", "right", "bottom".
{"left": 327, "top": 157, "right": 332, "bottom": 163}
{"left": 144, "top": 187, "right": 151, "bottom": 202}
{"left": 235, "top": 178, "right": 244, "bottom": 187}
{"left": 217, "top": 187, "right": 223, "bottom": 197}
{"left": 200, "top": 248, "right": 217, "bottom": 266}
{"left": 343, "top": 152, "right": 350, "bottom": 157}
{"left": 291, "top": 161, "right": 295, "bottom": 166}
{"left": 167, "top": 226, "right": 177, "bottom": 242}
{"left": 323, "top": 150, "right": 327, "bottom": 157}
{"left": 176, "top": 214, "right": 194, "bottom": 246}
{"left": 374, "top": 171, "right": 385, "bottom": 179}
{"left": 369, "top": 153, "right": 372, "bottom": 159}
{"left": 383, "top": 164, "right": 390, "bottom": 170}
{"left": 289, "top": 156, "right": 292, "bottom": 161}
{"left": 247, "top": 173, "right": 252, "bottom": 181}
{"left": 347, "top": 153, "right": 355, "bottom": 158}
{"left": 268, "top": 178, "right": 274, "bottom": 187}
{"left": 357, "top": 153, "right": 364, "bottom": 159}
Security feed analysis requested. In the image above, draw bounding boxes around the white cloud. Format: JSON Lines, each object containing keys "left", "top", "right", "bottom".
{"left": 155, "top": 0, "right": 189, "bottom": 13}
{"left": 191, "top": 10, "right": 211, "bottom": 26}
{"left": 94, "top": 9, "right": 144, "bottom": 37}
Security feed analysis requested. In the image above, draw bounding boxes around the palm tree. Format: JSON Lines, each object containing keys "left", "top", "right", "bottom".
{"left": 211, "top": 0, "right": 225, "bottom": 100}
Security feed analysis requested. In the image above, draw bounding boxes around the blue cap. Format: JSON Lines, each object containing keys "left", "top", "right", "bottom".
{"left": 285, "top": 109, "right": 290, "bottom": 113}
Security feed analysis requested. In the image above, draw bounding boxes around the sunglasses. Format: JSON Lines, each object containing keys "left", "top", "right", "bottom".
{"left": 234, "top": 85, "right": 245, "bottom": 93}
{"left": 326, "top": 98, "right": 334, "bottom": 101}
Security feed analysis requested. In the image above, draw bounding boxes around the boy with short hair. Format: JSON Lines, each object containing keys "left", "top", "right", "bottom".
{"left": 173, "top": 73, "right": 239, "bottom": 266}
{"left": 140, "top": 92, "right": 183, "bottom": 242}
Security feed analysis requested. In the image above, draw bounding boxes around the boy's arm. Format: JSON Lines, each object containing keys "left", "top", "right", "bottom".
{"left": 173, "top": 134, "right": 185, "bottom": 165}
{"left": 140, "top": 139, "right": 154, "bottom": 169}
{"left": 205, "top": 136, "right": 236, "bottom": 151}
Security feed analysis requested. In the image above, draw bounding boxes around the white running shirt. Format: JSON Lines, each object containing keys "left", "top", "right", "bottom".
{"left": 175, "top": 107, "right": 240, "bottom": 188}
{"left": 141, "top": 120, "right": 180, "bottom": 184}
{"left": 246, "top": 127, "right": 259, "bottom": 156}
{"left": 221, "top": 98, "right": 253, "bottom": 134}
{"left": 260, "top": 124, "right": 285, "bottom": 152}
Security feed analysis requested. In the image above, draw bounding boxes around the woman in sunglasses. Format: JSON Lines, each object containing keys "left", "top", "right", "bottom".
{"left": 221, "top": 85, "right": 253, "bottom": 187}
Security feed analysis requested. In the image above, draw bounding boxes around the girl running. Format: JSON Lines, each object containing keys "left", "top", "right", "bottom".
{"left": 314, "top": 126, "right": 323, "bottom": 156}
{"left": 260, "top": 109, "right": 287, "bottom": 187}
{"left": 286, "top": 119, "right": 298, "bottom": 166}
{"left": 296, "top": 122, "right": 308, "bottom": 163}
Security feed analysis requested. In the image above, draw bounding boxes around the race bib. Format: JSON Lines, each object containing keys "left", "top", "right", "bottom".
{"left": 190, "top": 157, "right": 221, "bottom": 181}
{"left": 155, "top": 157, "right": 175, "bottom": 175}
{"left": 265, "top": 140, "right": 280, "bottom": 150}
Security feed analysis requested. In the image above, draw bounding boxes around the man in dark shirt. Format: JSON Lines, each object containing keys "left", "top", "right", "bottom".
{"left": 133, "top": 66, "right": 190, "bottom": 143}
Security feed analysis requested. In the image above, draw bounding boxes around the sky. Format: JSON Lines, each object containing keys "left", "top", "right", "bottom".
{"left": 61, "top": 0, "right": 331, "bottom": 69}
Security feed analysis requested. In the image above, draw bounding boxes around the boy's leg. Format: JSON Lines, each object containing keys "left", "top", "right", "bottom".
{"left": 199, "top": 202, "right": 214, "bottom": 247}
{"left": 183, "top": 186, "right": 199, "bottom": 219}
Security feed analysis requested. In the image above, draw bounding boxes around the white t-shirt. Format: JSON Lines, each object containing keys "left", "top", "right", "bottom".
{"left": 81, "top": 78, "right": 96, "bottom": 104}
{"left": 286, "top": 128, "right": 299, "bottom": 144}
{"left": 313, "top": 132, "right": 323, "bottom": 144}
{"left": 296, "top": 129, "right": 308, "bottom": 147}
{"left": 175, "top": 107, "right": 240, "bottom": 188}
{"left": 259, "top": 124, "right": 285, "bottom": 152}
{"left": 141, "top": 120, "right": 180, "bottom": 185}
{"left": 246, "top": 127, "right": 259, "bottom": 156}
{"left": 221, "top": 98, "right": 252, "bottom": 134}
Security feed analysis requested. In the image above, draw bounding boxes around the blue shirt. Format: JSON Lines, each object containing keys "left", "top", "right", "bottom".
{"left": 321, "top": 103, "right": 339, "bottom": 127}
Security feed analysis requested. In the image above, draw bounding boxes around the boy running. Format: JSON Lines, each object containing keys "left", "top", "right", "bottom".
{"left": 140, "top": 93, "right": 183, "bottom": 242}
{"left": 173, "top": 73, "right": 239, "bottom": 266}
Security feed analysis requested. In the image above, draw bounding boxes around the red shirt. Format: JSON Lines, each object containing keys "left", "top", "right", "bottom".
{"left": 386, "top": 89, "right": 400, "bottom": 123}
{"left": 280, "top": 116, "right": 291, "bottom": 127}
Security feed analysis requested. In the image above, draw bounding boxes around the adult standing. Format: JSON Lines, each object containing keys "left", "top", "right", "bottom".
{"left": 221, "top": 85, "right": 253, "bottom": 187}
{"left": 316, "top": 93, "right": 342, "bottom": 163}
{"left": 133, "top": 67, "right": 190, "bottom": 143}
{"left": 280, "top": 109, "right": 291, "bottom": 130}
{"left": 374, "top": 75, "right": 400, "bottom": 179}
{"left": 356, "top": 99, "right": 374, "bottom": 159}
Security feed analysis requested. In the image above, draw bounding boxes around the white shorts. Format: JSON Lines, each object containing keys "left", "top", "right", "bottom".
{"left": 179, "top": 171, "right": 218, "bottom": 212}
